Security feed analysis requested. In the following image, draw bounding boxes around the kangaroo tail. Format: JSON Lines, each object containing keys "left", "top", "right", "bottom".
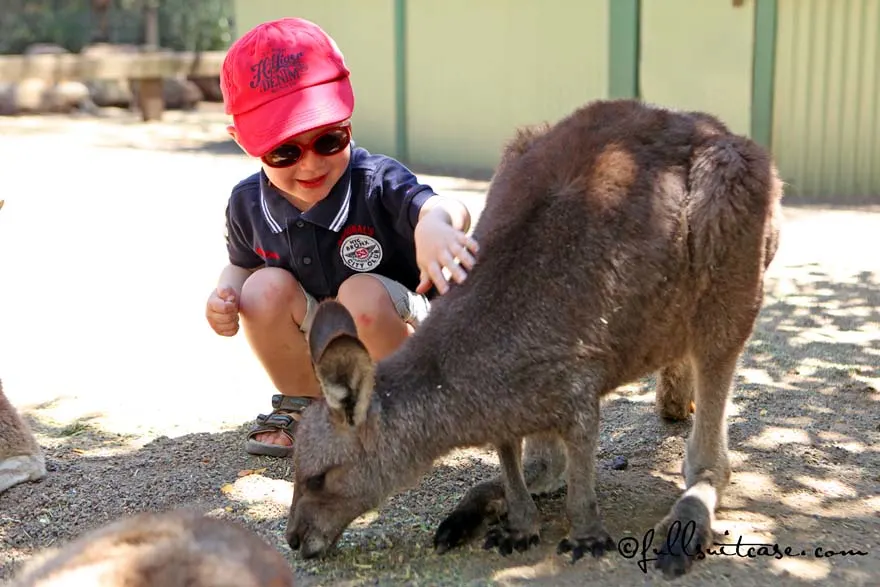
{"left": 687, "top": 133, "right": 784, "bottom": 273}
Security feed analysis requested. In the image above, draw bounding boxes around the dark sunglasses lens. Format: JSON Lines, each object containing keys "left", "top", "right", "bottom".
{"left": 264, "top": 144, "right": 302, "bottom": 167}
{"left": 313, "top": 129, "right": 350, "bottom": 155}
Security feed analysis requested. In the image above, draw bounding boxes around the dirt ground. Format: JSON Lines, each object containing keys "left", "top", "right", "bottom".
{"left": 0, "top": 106, "right": 877, "bottom": 586}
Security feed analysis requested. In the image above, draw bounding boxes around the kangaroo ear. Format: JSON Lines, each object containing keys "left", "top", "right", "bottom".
{"left": 308, "top": 301, "right": 375, "bottom": 428}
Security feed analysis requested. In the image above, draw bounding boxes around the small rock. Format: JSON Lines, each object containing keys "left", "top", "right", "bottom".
{"left": 24, "top": 43, "right": 70, "bottom": 55}
{"left": 611, "top": 455, "right": 628, "bottom": 470}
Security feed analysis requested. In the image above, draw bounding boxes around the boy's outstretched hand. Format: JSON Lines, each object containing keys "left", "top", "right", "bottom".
{"left": 206, "top": 286, "right": 241, "bottom": 336}
{"left": 414, "top": 213, "right": 479, "bottom": 295}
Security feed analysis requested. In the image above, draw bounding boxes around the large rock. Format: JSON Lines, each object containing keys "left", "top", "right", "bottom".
{"left": 2, "top": 78, "right": 49, "bottom": 113}
{"left": 188, "top": 75, "right": 223, "bottom": 102}
{"left": 0, "top": 79, "right": 94, "bottom": 115}
{"left": 85, "top": 79, "right": 134, "bottom": 108}
{"left": 131, "top": 76, "right": 204, "bottom": 111}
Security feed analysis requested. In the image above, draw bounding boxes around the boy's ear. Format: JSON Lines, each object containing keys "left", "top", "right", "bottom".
{"left": 227, "top": 125, "right": 248, "bottom": 155}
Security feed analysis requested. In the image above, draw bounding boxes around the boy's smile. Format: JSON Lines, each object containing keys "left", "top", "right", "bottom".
{"left": 296, "top": 173, "right": 330, "bottom": 190}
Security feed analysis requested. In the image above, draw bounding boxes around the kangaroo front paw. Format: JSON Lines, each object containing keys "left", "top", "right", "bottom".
{"left": 556, "top": 530, "right": 615, "bottom": 563}
{"left": 482, "top": 522, "right": 540, "bottom": 555}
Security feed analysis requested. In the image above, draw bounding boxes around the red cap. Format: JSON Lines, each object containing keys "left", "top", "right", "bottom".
{"left": 220, "top": 18, "right": 355, "bottom": 157}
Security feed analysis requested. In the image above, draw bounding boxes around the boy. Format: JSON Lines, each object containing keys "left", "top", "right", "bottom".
{"left": 206, "top": 17, "right": 479, "bottom": 457}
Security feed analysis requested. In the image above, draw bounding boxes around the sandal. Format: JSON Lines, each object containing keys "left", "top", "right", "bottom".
{"left": 245, "top": 394, "right": 314, "bottom": 458}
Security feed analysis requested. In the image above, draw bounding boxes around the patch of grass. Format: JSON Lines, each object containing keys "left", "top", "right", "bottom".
{"left": 57, "top": 421, "right": 93, "bottom": 437}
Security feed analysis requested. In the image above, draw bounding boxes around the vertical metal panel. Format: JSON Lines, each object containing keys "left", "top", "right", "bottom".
{"left": 609, "top": 0, "right": 640, "bottom": 99}
{"left": 231, "top": 0, "right": 398, "bottom": 157}
{"left": 640, "top": 0, "right": 756, "bottom": 138}
{"left": 406, "top": 0, "right": 609, "bottom": 175}
{"left": 394, "top": 0, "right": 408, "bottom": 162}
{"left": 751, "top": 0, "right": 779, "bottom": 150}
{"left": 772, "top": 0, "right": 880, "bottom": 202}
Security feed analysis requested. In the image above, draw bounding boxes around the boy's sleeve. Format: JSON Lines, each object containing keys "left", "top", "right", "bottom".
{"left": 377, "top": 159, "right": 437, "bottom": 239}
{"left": 225, "top": 201, "right": 265, "bottom": 269}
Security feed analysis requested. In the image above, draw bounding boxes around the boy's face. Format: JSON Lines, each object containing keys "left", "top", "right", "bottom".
{"left": 229, "top": 122, "right": 352, "bottom": 209}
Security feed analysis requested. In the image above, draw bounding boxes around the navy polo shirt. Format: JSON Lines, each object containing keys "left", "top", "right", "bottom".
{"left": 224, "top": 143, "right": 437, "bottom": 299}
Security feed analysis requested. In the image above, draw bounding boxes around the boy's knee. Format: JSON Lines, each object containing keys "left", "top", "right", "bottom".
{"left": 240, "top": 268, "right": 301, "bottom": 321}
{"left": 337, "top": 274, "right": 396, "bottom": 330}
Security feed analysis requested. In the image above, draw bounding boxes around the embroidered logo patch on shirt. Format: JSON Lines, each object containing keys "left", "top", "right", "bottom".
{"left": 340, "top": 233, "right": 383, "bottom": 272}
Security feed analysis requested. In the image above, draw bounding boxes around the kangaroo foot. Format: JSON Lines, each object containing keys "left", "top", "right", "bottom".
{"left": 482, "top": 517, "right": 541, "bottom": 555}
{"left": 434, "top": 479, "right": 506, "bottom": 554}
{"left": 435, "top": 434, "right": 567, "bottom": 554}
{"left": 556, "top": 528, "right": 615, "bottom": 563}
{"left": 0, "top": 454, "right": 46, "bottom": 495}
{"left": 434, "top": 503, "right": 501, "bottom": 554}
{"left": 653, "top": 494, "right": 714, "bottom": 578}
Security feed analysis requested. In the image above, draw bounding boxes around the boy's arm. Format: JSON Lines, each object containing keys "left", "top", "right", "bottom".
{"left": 416, "top": 195, "right": 472, "bottom": 234}
{"left": 217, "top": 263, "right": 259, "bottom": 295}
{"left": 220, "top": 198, "right": 266, "bottom": 295}
{"left": 375, "top": 158, "right": 478, "bottom": 294}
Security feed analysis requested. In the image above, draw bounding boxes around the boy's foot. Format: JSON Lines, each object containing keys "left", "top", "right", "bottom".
{"left": 245, "top": 395, "right": 314, "bottom": 458}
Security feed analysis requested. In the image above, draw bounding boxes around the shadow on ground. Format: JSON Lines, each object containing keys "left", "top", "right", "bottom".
{"left": 1, "top": 271, "right": 877, "bottom": 587}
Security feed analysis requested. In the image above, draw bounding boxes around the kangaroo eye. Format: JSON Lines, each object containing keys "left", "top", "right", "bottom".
{"left": 305, "top": 471, "right": 327, "bottom": 492}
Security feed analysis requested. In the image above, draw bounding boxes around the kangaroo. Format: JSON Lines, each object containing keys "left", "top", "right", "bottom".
{"left": 9, "top": 509, "right": 296, "bottom": 587}
{"left": 285, "top": 98, "right": 783, "bottom": 578}
{"left": 0, "top": 379, "right": 47, "bottom": 495}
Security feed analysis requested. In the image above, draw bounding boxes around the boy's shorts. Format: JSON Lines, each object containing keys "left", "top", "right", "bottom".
{"left": 298, "top": 274, "right": 431, "bottom": 334}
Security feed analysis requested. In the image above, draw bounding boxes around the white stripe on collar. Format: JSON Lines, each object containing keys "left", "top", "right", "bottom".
{"left": 328, "top": 177, "right": 352, "bottom": 232}
{"left": 259, "top": 182, "right": 284, "bottom": 234}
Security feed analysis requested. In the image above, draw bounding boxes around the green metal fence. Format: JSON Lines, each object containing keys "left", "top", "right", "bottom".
{"left": 771, "top": 0, "right": 880, "bottom": 202}
{"left": 232, "top": 0, "right": 879, "bottom": 202}
{"left": 0, "top": 0, "right": 235, "bottom": 54}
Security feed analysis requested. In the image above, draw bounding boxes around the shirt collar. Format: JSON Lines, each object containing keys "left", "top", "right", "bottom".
{"left": 258, "top": 160, "right": 353, "bottom": 234}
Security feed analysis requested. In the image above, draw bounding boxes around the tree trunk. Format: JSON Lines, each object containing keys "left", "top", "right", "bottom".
{"left": 90, "top": 0, "right": 112, "bottom": 43}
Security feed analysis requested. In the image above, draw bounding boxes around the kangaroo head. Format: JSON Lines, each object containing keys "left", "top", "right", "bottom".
{"left": 286, "top": 300, "right": 387, "bottom": 558}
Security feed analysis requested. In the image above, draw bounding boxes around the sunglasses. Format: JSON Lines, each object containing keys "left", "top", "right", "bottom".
{"left": 261, "top": 122, "right": 352, "bottom": 168}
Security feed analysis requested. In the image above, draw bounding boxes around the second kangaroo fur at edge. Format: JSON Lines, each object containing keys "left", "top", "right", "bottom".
{"left": 0, "top": 379, "right": 47, "bottom": 495}
{"left": 9, "top": 510, "right": 296, "bottom": 587}
{"left": 285, "top": 98, "right": 783, "bottom": 578}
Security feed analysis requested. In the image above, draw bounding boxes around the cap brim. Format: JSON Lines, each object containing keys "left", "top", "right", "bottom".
{"left": 233, "top": 76, "right": 355, "bottom": 158}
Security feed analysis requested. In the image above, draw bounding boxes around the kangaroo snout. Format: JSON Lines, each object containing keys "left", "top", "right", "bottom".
{"left": 285, "top": 499, "right": 346, "bottom": 559}
{"left": 286, "top": 521, "right": 333, "bottom": 559}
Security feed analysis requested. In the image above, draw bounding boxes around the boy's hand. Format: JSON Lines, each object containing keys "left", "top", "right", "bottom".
{"left": 414, "top": 215, "right": 479, "bottom": 295}
{"left": 206, "top": 286, "right": 240, "bottom": 336}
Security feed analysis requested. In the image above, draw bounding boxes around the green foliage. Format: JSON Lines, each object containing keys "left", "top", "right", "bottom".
{"left": 0, "top": 0, "right": 235, "bottom": 55}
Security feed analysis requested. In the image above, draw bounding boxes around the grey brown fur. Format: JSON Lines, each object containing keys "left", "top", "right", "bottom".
{"left": 10, "top": 510, "right": 296, "bottom": 587}
{"left": 285, "top": 98, "right": 783, "bottom": 578}
{"left": 0, "top": 379, "right": 47, "bottom": 495}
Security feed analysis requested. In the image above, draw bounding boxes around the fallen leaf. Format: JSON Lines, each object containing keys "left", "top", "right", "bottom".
{"left": 237, "top": 467, "right": 267, "bottom": 477}
{"left": 220, "top": 483, "right": 235, "bottom": 494}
